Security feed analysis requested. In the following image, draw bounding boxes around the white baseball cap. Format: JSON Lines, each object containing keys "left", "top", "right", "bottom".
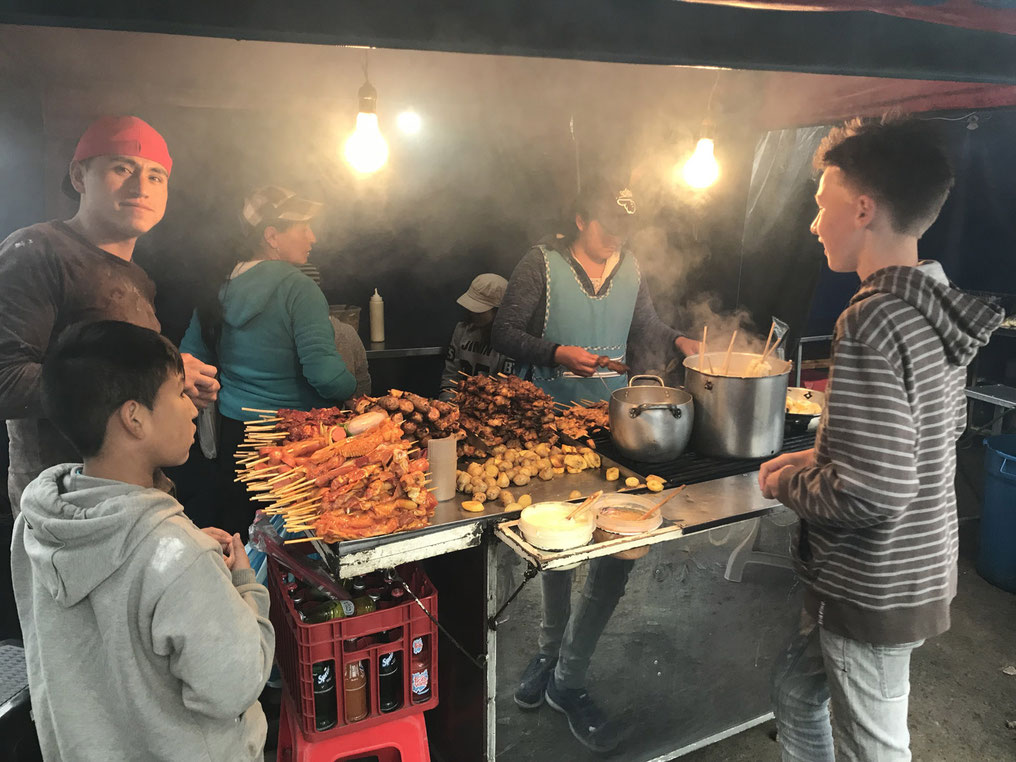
{"left": 457, "top": 274, "right": 508, "bottom": 313}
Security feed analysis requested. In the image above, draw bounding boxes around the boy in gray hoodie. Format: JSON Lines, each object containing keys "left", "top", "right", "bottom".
{"left": 759, "top": 119, "right": 1002, "bottom": 761}
{"left": 11, "top": 320, "right": 274, "bottom": 762}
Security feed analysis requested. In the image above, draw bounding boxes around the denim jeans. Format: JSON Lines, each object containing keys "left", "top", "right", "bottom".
{"left": 538, "top": 555, "right": 635, "bottom": 690}
{"left": 771, "top": 607, "right": 924, "bottom": 762}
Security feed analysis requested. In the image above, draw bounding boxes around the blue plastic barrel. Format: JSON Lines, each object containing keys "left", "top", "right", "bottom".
{"left": 977, "top": 435, "right": 1016, "bottom": 593}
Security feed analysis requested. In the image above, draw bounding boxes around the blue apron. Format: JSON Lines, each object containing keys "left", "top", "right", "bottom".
{"left": 528, "top": 245, "right": 640, "bottom": 406}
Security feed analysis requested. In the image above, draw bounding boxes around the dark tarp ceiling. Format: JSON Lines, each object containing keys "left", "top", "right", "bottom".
{"left": 681, "top": 1, "right": 1016, "bottom": 35}
{"left": 2, "top": 0, "right": 1016, "bottom": 84}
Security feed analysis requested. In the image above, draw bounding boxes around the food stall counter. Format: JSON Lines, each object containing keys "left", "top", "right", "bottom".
{"left": 323, "top": 462, "right": 631, "bottom": 576}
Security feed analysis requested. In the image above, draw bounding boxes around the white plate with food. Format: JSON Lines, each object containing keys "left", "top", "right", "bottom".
{"left": 786, "top": 387, "right": 824, "bottom": 432}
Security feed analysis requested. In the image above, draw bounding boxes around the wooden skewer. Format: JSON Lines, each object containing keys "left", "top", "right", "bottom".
{"left": 270, "top": 495, "right": 318, "bottom": 511}
{"left": 700, "top": 325, "right": 708, "bottom": 373}
{"left": 242, "top": 407, "right": 278, "bottom": 414}
{"left": 243, "top": 456, "right": 269, "bottom": 467}
{"left": 566, "top": 489, "right": 604, "bottom": 521}
{"left": 269, "top": 498, "right": 320, "bottom": 511}
{"left": 267, "top": 489, "right": 317, "bottom": 506}
{"left": 761, "top": 334, "right": 784, "bottom": 364}
{"left": 268, "top": 502, "right": 317, "bottom": 515}
{"left": 641, "top": 484, "right": 687, "bottom": 520}
{"left": 265, "top": 467, "right": 305, "bottom": 484}
{"left": 283, "top": 515, "right": 318, "bottom": 525}
{"left": 277, "top": 491, "right": 320, "bottom": 505}
{"left": 284, "top": 536, "right": 322, "bottom": 545}
{"left": 721, "top": 330, "right": 738, "bottom": 376}
{"left": 267, "top": 486, "right": 312, "bottom": 501}
{"left": 281, "top": 518, "right": 319, "bottom": 527}
{"left": 457, "top": 370, "right": 471, "bottom": 377}
{"left": 257, "top": 416, "right": 283, "bottom": 423}
{"left": 761, "top": 322, "right": 776, "bottom": 361}
{"left": 275, "top": 478, "right": 314, "bottom": 494}
{"left": 282, "top": 505, "right": 320, "bottom": 516}
{"left": 235, "top": 470, "right": 276, "bottom": 483}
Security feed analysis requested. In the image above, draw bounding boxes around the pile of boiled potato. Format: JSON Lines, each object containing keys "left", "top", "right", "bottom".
{"left": 457, "top": 442, "right": 601, "bottom": 512}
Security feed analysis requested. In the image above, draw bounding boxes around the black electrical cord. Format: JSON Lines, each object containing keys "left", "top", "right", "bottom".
{"left": 391, "top": 569, "right": 487, "bottom": 672}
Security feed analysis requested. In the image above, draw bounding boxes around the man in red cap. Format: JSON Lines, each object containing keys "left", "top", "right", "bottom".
{"left": 0, "top": 115, "right": 220, "bottom": 514}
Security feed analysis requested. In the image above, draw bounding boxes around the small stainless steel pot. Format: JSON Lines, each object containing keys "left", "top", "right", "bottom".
{"left": 609, "top": 375, "right": 694, "bottom": 463}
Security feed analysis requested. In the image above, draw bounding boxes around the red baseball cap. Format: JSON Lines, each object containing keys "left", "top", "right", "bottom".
{"left": 72, "top": 115, "right": 172, "bottom": 174}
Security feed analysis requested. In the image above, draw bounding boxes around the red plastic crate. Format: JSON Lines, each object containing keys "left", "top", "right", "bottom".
{"left": 267, "top": 556, "right": 439, "bottom": 741}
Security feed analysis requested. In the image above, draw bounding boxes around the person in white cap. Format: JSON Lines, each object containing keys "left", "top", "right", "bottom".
{"left": 439, "top": 273, "right": 515, "bottom": 399}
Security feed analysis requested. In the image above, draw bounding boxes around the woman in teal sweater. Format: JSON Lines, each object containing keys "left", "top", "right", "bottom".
{"left": 181, "top": 186, "right": 356, "bottom": 536}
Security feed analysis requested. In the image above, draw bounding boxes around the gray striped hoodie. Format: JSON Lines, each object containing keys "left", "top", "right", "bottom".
{"left": 777, "top": 261, "right": 1002, "bottom": 645}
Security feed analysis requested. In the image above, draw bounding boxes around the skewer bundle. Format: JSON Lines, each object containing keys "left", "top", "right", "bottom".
{"left": 454, "top": 374, "right": 559, "bottom": 451}
{"left": 350, "top": 390, "right": 463, "bottom": 449}
{"left": 556, "top": 400, "right": 609, "bottom": 442}
{"left": 236, "top": 407, "right": 438, "bottom": 543}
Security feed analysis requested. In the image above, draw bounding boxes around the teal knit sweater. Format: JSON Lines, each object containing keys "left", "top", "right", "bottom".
{"left": 181, "top": 261, "right": 356, "bottom": 421}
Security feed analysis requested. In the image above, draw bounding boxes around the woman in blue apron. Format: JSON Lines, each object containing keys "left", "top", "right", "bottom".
{"left": 492, "top": 176, "right": 697, "bottom": 752}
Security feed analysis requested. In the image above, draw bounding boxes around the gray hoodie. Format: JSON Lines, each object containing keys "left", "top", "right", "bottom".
{"left": 11, "top": 465, "right": 275, "bottom": 761}
{"left": 777, "top": 261, "right": 1003, "bottom": 644}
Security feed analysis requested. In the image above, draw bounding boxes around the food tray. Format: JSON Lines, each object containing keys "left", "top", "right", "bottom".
{"left": 495, "top": 516, "right": 685, "bottom": 571}
{"left": 267, "top": 557, "right": 439, "bottom": 740}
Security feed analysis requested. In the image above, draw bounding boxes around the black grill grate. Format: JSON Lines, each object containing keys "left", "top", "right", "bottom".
{"left": 589, "top": 429, "right": 815, "bottom": 487}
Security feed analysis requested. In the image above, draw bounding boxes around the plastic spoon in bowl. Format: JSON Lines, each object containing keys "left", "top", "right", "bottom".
{"left": 566, "top": 490, "right": 604, "bottom": 521}
{"left": 641, "top": 484, "right": 687, "bottom": 521}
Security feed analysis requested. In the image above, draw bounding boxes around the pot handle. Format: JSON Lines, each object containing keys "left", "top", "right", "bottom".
{"left": 628, "top": 374, "right": 665, "bottom": 388}
{"left": 630, "top": 403, "right": 683, "bottom": 419}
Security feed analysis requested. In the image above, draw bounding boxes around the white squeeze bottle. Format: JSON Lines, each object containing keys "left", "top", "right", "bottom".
{"left": 369, "top": 288, "right": 385, "bottom": 343}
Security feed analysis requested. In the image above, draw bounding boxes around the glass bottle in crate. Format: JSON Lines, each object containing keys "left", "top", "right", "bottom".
{"left": 410, "top": 636, "right": 431, "bottom": 703}
{"left": 382, "top": 586, "right": 406, "bottom": 610}
{"left": 378, "top": 650, "right": 403, "bottom": 713}
{"left": 343, "top": 659, "right": 369, "bottom": 723}
{"left": 312, "top": 661, "right": 337, "bottom": 731}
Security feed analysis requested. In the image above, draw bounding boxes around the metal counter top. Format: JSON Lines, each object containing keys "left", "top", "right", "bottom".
{"left": 326, "top": 464, "right": 779, "bottom": 575}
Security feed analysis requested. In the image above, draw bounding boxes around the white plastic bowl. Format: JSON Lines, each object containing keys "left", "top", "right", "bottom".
{"left": 519, "top": 501, "right": 596, "bottom": 551}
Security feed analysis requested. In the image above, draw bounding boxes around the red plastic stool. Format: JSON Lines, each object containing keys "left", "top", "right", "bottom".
{"left": 276, "top": 696, "right": 431, "bottom": 762}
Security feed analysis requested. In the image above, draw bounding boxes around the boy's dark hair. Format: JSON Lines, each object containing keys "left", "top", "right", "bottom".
{"left": 42, "top": 321, "right": 184, "bottom": 457}
{"left": 814, "top": 116, "right": 954, "bottom": 238}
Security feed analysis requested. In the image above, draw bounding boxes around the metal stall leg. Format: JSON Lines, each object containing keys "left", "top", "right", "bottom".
{"left": 485, "top": 533, "right": 498, "bottom": 761}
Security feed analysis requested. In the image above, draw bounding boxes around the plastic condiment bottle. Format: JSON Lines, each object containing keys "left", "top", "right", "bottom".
{"left": 369, "top": 288, "right": 385, "bottom": 343}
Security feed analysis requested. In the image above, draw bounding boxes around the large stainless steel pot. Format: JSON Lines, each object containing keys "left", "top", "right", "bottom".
{"left": 682, "top": 352, "right": 791, "bottom": 459}
{"left": 609, "top": 375, "right": 694, "bottom": 463}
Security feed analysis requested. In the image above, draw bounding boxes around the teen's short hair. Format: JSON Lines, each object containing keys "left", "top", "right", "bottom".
{"left": 42, "top": 321, "right": 184, "bottom": 457}
{"left": 814, "top": 116, "right": 954, "bottom": 238}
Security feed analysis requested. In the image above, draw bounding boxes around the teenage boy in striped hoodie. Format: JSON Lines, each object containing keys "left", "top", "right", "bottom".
{"left": 758, "top": 117, "right": 1002, "bottom": 762}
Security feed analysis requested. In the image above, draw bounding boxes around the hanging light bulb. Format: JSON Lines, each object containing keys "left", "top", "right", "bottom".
{"left": 343, "top": 79, "right": 389, "bottom": 174}
{"left": 682, "top": 137, "right": 719, "bottom": 190}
